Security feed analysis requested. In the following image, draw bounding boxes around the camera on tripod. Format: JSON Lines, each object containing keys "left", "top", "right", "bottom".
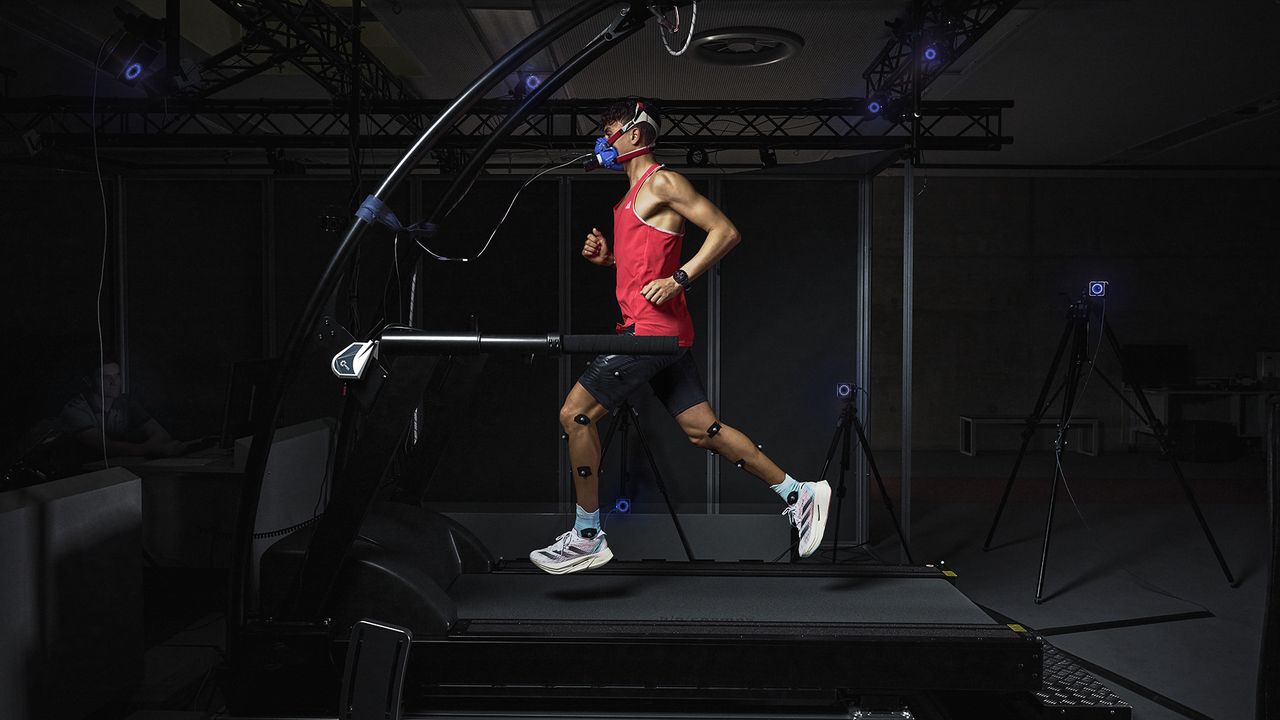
{"left": 1087, "top": 280, "right": 1108, "bottom": 297}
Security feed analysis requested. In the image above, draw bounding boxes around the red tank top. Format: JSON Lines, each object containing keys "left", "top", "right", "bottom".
{"left": 612, "top": 164, "right": 695, "bottom": 347}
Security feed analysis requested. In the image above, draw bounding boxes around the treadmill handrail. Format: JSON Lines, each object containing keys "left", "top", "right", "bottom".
{"left": 378, "top": 330, "right": 679, "bottom": 356}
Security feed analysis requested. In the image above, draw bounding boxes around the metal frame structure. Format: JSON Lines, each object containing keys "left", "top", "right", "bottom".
{"left": 0, "top": 97, "right": 1010, "bottom": 152}
{"left": 198, "top": 0, "right": 414, "bottom": 105}
{"left": 863, "top": 0, "right": 1020, "bottom": 102}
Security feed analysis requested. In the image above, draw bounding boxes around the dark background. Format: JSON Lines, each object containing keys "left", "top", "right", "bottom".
{"left": 6, "top": 171, "right": 1279, "bottom": 509}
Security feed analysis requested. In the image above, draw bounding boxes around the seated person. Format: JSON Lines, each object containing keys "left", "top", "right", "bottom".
{"left": 56, "top": 360, "right": 186, "bottom": 459}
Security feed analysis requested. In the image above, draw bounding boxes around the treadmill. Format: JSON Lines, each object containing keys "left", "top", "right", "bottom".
{"left": 223, "top": 2, "right": 1041, "bottom": 715}
{"left": 229, "top": 328, "right": 1040, "bottom": 716}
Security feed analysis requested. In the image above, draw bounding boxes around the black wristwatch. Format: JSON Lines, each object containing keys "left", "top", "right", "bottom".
{"left": 672, "top": 268, "right": 691, "bottom": 291}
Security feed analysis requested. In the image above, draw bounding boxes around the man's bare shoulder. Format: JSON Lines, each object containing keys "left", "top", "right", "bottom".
{"left": 649, "top": 167, "right": 695, "bottom": 199}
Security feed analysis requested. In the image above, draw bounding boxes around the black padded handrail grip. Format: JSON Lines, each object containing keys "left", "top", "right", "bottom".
{"left": 561, "top": 334, "right": 679, "bottom": 355}
{"left": 378, "top": 331, "right": 679, "bottom": 356}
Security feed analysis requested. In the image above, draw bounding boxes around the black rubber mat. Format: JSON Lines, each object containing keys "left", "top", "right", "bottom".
{"left": 450, "top": 572, "right": 995, "bottom": 625}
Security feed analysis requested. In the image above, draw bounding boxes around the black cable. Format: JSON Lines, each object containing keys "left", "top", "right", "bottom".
{"left": 91, "top": 39, "right": 111, "bottom": 469}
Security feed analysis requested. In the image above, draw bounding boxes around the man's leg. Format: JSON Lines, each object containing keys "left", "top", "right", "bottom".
{"left": 674, "top": 402, "right": 784, "bottom": 485}
{"left": 529, "top": 380, "right": 618, "bottom": 575}
{"left": 675, "top": 401, "right": 832, "bottom": 558}
{"left": 558, "top": 382, "right": 611, "bottom": 512}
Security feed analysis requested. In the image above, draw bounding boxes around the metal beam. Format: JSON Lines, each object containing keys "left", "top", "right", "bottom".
{"left": 864, "top": 0, "right": 1019, "bottom": 101}
{"left": 1, "top": 97, "right": 1012, "bottom": 152}
{"left": 198, "top": 0, "right": 417, "bottom": 131}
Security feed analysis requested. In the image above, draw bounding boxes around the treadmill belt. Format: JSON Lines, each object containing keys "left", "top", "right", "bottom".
{"left": 450, "top": 573, "right": 995, "bottom": 626}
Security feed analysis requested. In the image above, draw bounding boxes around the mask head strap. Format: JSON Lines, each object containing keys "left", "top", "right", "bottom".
{"left": 605, "top": 101, "right": 659, "bottom": 146}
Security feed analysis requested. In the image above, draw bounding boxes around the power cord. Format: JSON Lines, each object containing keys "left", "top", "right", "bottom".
{"left": 91, "top": 40, "right": 110, "bottom": 469}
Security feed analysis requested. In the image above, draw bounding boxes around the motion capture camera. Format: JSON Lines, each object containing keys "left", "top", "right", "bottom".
{"left": 836, "top": 382, "right": 854, "bottom": 400}
{"left": 1087, "top": 280, "right": 1108, "bottom": 298}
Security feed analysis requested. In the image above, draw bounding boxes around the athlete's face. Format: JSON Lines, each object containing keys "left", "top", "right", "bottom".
{"left": 604, "top": 121, "right": 639, "bottom": 153}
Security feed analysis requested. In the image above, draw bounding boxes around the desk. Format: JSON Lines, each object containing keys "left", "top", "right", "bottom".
{"left": 959, "top": 415, "right": 1099, "bottom": 456}
{"left": 1121, "top": 387, "right": 1279, "bottom": 449}
{"left": 81, "top": 448, "right": 244, "bottom": 568}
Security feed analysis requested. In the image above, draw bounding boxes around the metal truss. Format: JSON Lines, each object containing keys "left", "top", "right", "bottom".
{"left": 863, "top": 0, "right": 1019, "bottom": 100}
{"left": 0, "top": 97, "right": 1011, "bottom": 152}
{"left": 196, "top": 0, "right": 416, "bottom": 123}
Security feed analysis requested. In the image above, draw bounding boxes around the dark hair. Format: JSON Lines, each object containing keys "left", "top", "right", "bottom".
{"left": 602, "top": 99, "right": 659, "bottom": 146}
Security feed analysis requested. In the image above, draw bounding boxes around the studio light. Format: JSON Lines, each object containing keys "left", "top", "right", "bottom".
{"left": 923, "top": 46, "right": 938, "bottom": 61}
{"left": 867, "top": 100, "right": 882, "bottom": 114}
{"left": 836, "top": 382, "right": 853, "bottom": 399}
{"left": 524, "top": 73, "right": 541, "bottom": 91}
{"left": 614, "top": 498, "right": 631, "bottom": 514}
{"left": 1087, "top": 280, "right": 1108, "bottom": 297}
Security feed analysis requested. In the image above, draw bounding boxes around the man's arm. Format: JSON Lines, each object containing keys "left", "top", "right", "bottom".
{"left": 652, "top": 171, "right": 740, "bottom": 282}
{"left": 639, "top": 171, "right": 740, "bottom": 305}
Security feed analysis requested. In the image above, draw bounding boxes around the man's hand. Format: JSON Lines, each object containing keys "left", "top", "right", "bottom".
{"left": 582, "top": 227, "right": 613, "bottom": 267}
{"left": 640, "top": 277, "right": 683, "bottom": 306}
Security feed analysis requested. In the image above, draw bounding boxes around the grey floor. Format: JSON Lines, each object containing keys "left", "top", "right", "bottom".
{"left": 869, "top": 450, "right": 1268, "bottom": 720}
{"left": 127, "top": 449, "right": 1270, "bottom": 720}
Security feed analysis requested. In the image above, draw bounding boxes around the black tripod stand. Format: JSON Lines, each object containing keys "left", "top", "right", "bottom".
{"left": 818, "top": 397, "right": 914, "bottom": 564}
{"left": 983, "top": 296, "right": 1236, "bottom": 603}
{"left": 598, "top": 401, "right": 696, "bottom": 561}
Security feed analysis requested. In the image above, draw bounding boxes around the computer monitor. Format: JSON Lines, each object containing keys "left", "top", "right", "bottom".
{"left": 1120, "top": 344, "right": 1193, "bottom": 389}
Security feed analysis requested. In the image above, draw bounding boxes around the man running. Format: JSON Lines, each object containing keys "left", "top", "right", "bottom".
{"left": 531, "top": 100, "right": 830, "bottom": 574}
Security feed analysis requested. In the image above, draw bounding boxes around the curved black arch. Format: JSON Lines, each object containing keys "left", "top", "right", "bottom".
{"left": 227, "top": 0, "right": 670, "bottom": 656}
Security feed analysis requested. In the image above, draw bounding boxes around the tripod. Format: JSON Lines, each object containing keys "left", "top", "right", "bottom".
{"left": 983, "top": 296, "right": 1236, "bottom": 603}
{"left": 598, "top": 400, "right": 696, "bottom": 561}
{"left": 817, "top": 397, "right": 914, "bottom": 564}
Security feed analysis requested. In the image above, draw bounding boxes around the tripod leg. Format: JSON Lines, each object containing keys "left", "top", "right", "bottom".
{"left": 1034, "top": 313, "right": 1089, "bottom": 603}
{"left": 985, "top": 315, "right": 1076, "bottom": 550}
{"left": 850, "top": 411, "right": 915, "bottom": 564}
{"left": 1034, "top": 467, "right": 1062, "bottom": 603}
{"left": 627, "top": 406, "right": 697, "bottom": 561}
{"left": 831, "top": 407, "right": 852, "bottom": 564}
{"left": 597, "top": 407, "right": 621, "bottom": 470}
{"left": 1102, "top": 322, "right": 1236, "bottom": 586}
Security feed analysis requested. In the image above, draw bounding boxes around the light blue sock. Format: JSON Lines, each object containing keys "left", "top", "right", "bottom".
{"left": 574, "top": 505, "right": 601, "bottom": 535}
{"left": 772, "top": 474, "right": 802, "bottom": 503}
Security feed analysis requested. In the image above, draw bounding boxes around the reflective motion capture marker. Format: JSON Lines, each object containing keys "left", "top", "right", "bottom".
{"left": 706, "top": 422, "right": 721, "bottom": 437}
{"left": 574, "top": 414, "right": 591, "bottom": 426}
{"left": 576, "top": 466, "right": 593, "bottom": 478}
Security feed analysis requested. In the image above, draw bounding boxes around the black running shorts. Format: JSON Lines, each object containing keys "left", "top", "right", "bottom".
{"left": 577, "top": 329, "right": 708, "bottom": 417}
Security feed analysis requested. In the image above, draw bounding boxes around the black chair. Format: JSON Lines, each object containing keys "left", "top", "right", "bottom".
{"left": 340, "top": 619, "right": 413, "bottom": 720}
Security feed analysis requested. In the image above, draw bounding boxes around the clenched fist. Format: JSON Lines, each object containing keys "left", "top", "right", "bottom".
{"left": 582, "top": 227, "right": 614, "bottom": 267}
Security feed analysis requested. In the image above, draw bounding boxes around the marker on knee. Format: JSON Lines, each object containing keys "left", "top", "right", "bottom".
{"left": 574, "top": 414, "right": 591, "bottom": 426}
{"left": 577, "top": 466, "right": 593, "bottom": 478}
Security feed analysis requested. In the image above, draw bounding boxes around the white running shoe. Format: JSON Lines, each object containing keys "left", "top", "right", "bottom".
{"left": 529, "top": 527, "right": 614, "bottom": 575}
{"left": 782, "top": 480, "right": 832, "bottom": 558}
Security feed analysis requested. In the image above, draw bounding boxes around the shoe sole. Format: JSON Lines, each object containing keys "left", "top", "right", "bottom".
{"left": 798, "top": 480, "right": 832, "bottom": 558}
{"left": 531, "top": 545, "right": 614, "bottom": 575}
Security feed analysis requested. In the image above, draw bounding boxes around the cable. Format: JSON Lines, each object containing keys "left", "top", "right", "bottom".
{"left": 1053, "top": 453, "right": 1216, "bottom": 616}
{"left": 654, "top": 1, "right": 697, "bottom": 57}
{"left": 92, "top": 40, "right": 110, "bottom": 469}
{"left": 411, "top": 152, "right": 590, "bottom": 263}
